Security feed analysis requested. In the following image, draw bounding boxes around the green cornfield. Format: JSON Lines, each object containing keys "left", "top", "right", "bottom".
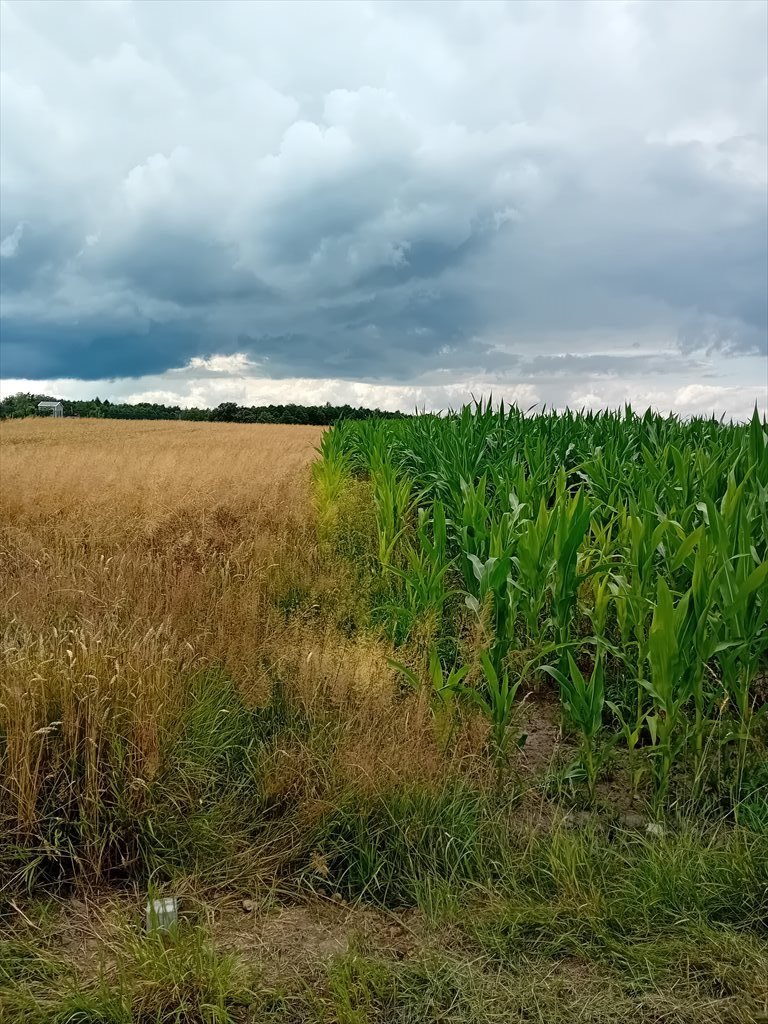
{"left": 319, "top": 402, "right": 768, "bottom": 810}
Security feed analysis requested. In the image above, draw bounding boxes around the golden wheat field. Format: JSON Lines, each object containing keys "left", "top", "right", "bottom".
{"left": 1, "top": 419, "right": 321, "bottom": 691}
{"left": 0, "top": 418, "right": 447, "bottom": 862}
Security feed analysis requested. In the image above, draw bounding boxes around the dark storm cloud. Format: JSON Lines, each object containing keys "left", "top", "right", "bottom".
{"left": 93, "top": 230, "right": 278, "bottom": 308}
{"left": 238, "top": 326, "right": 500, "bottom": 382}
{"left": 354, "top": 234, "right": 483, "bottom": 289}
{"left": 0, "top": 220, "right": 81, "bottom": 294}
{"left": 0, "top": 319, "right": 208, "bottom": 380}
{"left": 0, "top": 0, "right": 766, "bottom": 388}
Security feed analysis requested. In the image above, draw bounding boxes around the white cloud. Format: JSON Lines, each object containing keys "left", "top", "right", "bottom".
{"left": 0, "top": 222, "right": 24, "bottom": 258}
{"left": 187, "top": 353, "right": 253, "bottom": 374}
{"left": 0, "top": 371, "right": 525, "bottom": 415}
{"left": 567, "top": 362, "right": 767, "bottom": 421}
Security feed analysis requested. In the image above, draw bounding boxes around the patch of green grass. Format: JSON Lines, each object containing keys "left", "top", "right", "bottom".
{"left": 2, "top": 922, "right": 254, "bottom": 1024}
{"left": 315, "top": 779, "right": 768, "bottom": 926}
{"left": 0, "top": 938, "right": 69, "bottom": 986}
{"left": 461, "top": 820, "right": 767, "bottom": 1010}
{"left": 47, "top": 990, "right": 131, "bottom": 1024}
{"left": 308, "top": 946, "right": 761, "bottom": 1024}
{"left": 319, "top": 951, "right": 490, "bottom": 1024}
{"left": 309, "top": 778, "right": 768, "bottom": 1019}
{"left": 735, "top": 752, "right": 768, "bottom": 833}
{"left": 315, "top": 782, "right": 507, "bottom": 906}
{"left": 138, "top": 674, "right": 317, "bottom": 883}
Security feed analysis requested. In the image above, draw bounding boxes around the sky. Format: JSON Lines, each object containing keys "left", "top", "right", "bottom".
{"left": 1, "top": 0, "right": 767, "bottom": 416}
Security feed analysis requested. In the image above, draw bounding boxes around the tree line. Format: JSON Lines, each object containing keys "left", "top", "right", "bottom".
{"left": 0, "top": 393, "right": 410, "bottom": 424}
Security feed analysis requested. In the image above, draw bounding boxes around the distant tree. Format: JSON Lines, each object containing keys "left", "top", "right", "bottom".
{"left": 0, "top": 391, "right": 411, "bottom": 424}
{"left": 211, "top": 402, "right": 239, "bottom": 422}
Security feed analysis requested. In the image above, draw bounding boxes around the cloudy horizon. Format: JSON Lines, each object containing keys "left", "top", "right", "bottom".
{"left": 1, "top": 0, "right": 766, "bottom": 416}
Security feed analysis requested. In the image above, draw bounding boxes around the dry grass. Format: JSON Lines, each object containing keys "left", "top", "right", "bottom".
{"left": 0, "top": 418, "right": 467, "bottom": 881}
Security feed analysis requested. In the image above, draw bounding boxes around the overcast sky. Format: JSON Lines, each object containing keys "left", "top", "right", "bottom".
{"left": 1, "top": 0, "right": 766, "bottom": 415}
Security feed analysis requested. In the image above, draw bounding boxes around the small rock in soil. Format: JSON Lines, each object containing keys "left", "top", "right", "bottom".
{"left": 620, "top": 812, "right": 645, "bottom": 829}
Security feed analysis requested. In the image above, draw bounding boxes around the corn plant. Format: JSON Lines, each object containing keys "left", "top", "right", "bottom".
{"left": 370, "top": 455, "right": 413, "bottom": 568}
{"left": 513, "top": 499, "right": 556, "bottom": 643}
{"left": 464, "top": 552, "right": 515, "bottom": 672}
{"left": 543, "top": 652, "right": 606, "bottom": 801}
{"left": 701, "top": 488, "right": 768, "bottom": 798}
{"left": 643, "top": 579, "right": 694, "bottom": 809}
{"left": 458, "top": 650, "right": 522, "bottom": 765}
{"left": 386, "top": 502, "right": 453, "bottom": 639}
{"left": 313, "top": 424, "right": 351, "bottom": 540}
{"left": 457, "top": 474, "right": 493, "bottom": 590}
{"left": 550, "top": 482, "right": 593, "bottom": 661}
{"left": 611, "top": 508, "right": 674, "bottom": 734}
